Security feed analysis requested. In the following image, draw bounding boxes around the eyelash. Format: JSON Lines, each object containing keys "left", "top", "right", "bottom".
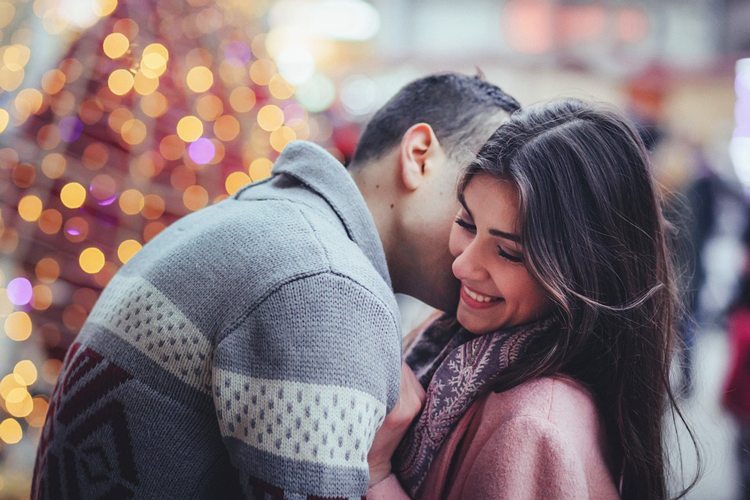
{"left": 454, "top": 217, "right": 523, "bottom": 264}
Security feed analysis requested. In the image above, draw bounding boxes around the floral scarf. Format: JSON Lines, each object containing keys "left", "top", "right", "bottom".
{"left": 392, "top": 313, "right": 558, "bottom": 497}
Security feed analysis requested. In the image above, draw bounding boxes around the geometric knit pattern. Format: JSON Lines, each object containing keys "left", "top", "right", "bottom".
{"left": 31, "top": 142, "right": 402, "bottom": 500}
{"left": 87, "top": 274, "right": 213, "bottom": 393}
{"left": 215, "top": 368, "right": 386, "bottom": 469}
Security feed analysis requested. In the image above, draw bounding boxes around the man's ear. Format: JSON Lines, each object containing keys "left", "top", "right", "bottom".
{"left": 398, "top": 123, "right": 440, "bottom": 192}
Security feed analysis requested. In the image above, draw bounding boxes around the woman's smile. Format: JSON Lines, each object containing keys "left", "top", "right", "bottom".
{"left": 460, "top": 283, "right": 503, "bottom": 309}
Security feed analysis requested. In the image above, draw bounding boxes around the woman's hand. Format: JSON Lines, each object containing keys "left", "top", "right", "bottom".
{"left": 367, "top": 362, "right": 427, "bottom": 486}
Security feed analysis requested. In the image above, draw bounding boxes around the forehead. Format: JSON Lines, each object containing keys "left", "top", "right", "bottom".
{"left": 463, "top": 176, "right": 520, "bottom": 231}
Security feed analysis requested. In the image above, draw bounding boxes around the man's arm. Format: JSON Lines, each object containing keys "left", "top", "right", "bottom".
{"left": 212, "top": 271, "right": 402, "bottom": 499}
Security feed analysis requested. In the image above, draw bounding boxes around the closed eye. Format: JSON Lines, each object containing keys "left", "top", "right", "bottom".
{"left": 498, "top": 246, "right": 523, "bottom": 263}
{"left": 454, "top": 217, "right": 476, "bottom": 234}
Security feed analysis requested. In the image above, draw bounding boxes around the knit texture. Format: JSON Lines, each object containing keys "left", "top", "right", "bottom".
{"left": 31, "top": 141, "right": 402, "bottom": 500}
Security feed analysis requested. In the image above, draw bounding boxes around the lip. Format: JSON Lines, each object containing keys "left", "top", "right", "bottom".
{"left": 460, "top": 284, "right": 503, "bottom": 310}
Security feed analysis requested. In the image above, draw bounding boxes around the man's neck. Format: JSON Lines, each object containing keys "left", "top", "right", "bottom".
{"left": 350, "top": 164, "right": 403, "bottom": 295}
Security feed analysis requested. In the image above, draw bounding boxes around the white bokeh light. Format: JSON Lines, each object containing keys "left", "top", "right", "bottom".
{"left": 340, "top": 75, "right": 377, "bottom": 116}
{"left": 276, "top": 47, "right": 316, "bottom": 85}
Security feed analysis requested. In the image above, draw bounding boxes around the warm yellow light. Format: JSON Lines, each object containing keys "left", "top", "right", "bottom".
{"left": 269, "top": 74, "right": 295, "bottom": 100}
{"left": 142, "top": 43, "right": 169, "bottom": 62}
{"left": 250, "top": 59, "right": 276, "bottom": 86}
{"left": 133, "top": 71, "right": 158, "bottom": 95}
{"left": 0, "top": 108, "right": 9, "bottom": 134}
{"left": 117, "top": 239, "right": 142, "bottom": 264}
{"left": 183, "top": 185, "right": 209, "bottom": 211}
{"left": 93, "top": 0, "right": 118, "bottom": 17}
{"left": 257, "top": 105, "right": 284, "bottom": 132}
{"left": 270, "top": 126, "right": 296, "bottom": 153}
{"left": 79, "top": 247, "right": 105, "bottom": 274}
{"left": 41, "top": 153, "right": 66, "bottom": 178}
{"left": 225, "top": 171, "right": 252, "bottom": 195}
{"left": 108, "top": 107, "right": 134, "bottom": 133}
{"left": 121, "top": 118, "right": 147, "bottom": 145}
{"left": 0, "top": 418, "right": 22, "bottom": 444}
{"left": 0, "top": 66, "right": 24, "bottom": 92}
{"left": 31, "top": 285, "right": 52, "bottom": 311}
{"left": 18, "top": 195, "right": 43, "bottom": 222}
{"left": 41, "top": 69, "right": 66, "bottom": 95}
{"left": 15, "top": 88, "right": 43, "bottom": 117}
{"left": 0, "top": 374, "right": 23, "bottom": 399}
{"left": 3, "top": 45, "right": 30, "bottom": 71}
{"left": 249, "top": 158, "right": 273, "bottom": 181}
{"left": 186, "top": 66, "right": 214, "bottom": 93}
{"left": 60, "top": 182, "right": 86, "bottom": 209}
{"left": 141, "top": 91, "right": 168, "bottom": 118}
{"left": 119, "top": 189, "right": 145, "bottom": 215}
{"left": 196, "top": 94, "right": 223, "bottom": 121}
{"left": 108, "top": 69, "right": 134, "bottom": 96}
{"left": 229, "top": 86, "right": 256, "bottom": 113}
{"left": 4, "top": 311, "right": 31, "bottom": 341}
{"left": 13, "top": 360, "right": 37, "bottom": 386}
{"left": 141, "top": 194, "right": 165, "bottom": 220}
{"left": 0, "top": 2, "right": 16, "bottom": 29}
{"left": 26, "top": 396, "right": 49, "bottom": 428}
{"left": 176, "top": 116, "right": 203, "bottom": 142}
{"left": 103, "top": 32, "right": 129, "bottom": 59}
{"left": 6, "top": 388, "right": 33, "bottom": 418}
{"left": 13, "top": 360, "right": 38, "bottom": 386}
{"left": 213, "top": 115, "right": 240, "bottom": 142}
{"left": 141, "top": 53, "right": 167, "bottom": 78}
{"left": 141, "top": 44, "right": 169, "bottom": 78}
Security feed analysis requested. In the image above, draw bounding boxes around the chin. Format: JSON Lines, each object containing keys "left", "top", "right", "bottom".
{"left": 456, "top": 307, "right": 496, "bottom": 335}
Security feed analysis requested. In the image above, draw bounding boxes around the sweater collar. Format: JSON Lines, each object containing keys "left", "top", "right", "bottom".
{"left": 271, "top": 141, "right": 392, "bottom": 289}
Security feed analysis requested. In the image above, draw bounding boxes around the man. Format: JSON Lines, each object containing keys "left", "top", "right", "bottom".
{"left": 31, "top": 72, "right": 519, "bottom": 499}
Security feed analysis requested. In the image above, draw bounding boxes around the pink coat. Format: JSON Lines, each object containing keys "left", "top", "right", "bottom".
{"left": 368, "top": 376, "right": 620, "bottom": 499}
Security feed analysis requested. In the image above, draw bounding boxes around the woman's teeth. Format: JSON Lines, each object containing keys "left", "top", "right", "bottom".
{"left": 464, "top": 285, "right": 499, "bottom": 303}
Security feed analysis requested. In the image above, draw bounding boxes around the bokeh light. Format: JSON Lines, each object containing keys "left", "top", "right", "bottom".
{"left": 117, "top": 239, "right": 142, "bottom": 264}
{"left": 4, "top": 311, "right": 31, "bottom": 341}
{"left": 176, "top": 116, "right": 203, "bottom": 142}
{"left": 18, "top": 195, "right": 43, "bottom": 222}
{"left": 60, "top": 182, "right": 86, "bottom": 208}
{"left": 0, "top": 418, "right": 22, "bottom": 444}
{"left": 6, "top": 277, "right": 32, "bottom": 305}
{"left": 79, "top": 247, "right": 105, "bottom": 274}
{"left": 103, "top": 32, "right": 130, "bottom": 59}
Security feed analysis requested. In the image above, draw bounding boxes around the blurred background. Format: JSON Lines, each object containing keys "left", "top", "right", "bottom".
{"left": 0, "top": 0, "right": 748, "bottom": 498}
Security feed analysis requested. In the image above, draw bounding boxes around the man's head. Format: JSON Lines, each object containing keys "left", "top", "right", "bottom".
{"left": 348, "top": 72, "right": 520, "bottom": 313}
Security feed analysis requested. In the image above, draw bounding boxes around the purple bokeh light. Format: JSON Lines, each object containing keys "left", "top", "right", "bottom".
{"left": 7, "top": 277, "right": 33, "bottom": 306}
{"left": 188, "top": 138, "right": 216, "bottom": 165}
{"left": 98, "top": 196, "right": 117, "bottom": 206}
{"left": 225, "top": 41, "right": 252, "bottom": 67}
{"left": 67, "top": 228, "right": 81, "bottom": 236}
{"left": 58, "top": 116, "right": 83, "bottom": 143}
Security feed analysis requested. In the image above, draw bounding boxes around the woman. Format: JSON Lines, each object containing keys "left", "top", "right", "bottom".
{"left": 366, "top": 99, "right": 694, "bottom": 499}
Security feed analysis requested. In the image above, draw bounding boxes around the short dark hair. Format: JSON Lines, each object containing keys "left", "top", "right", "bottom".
{"left": 350, "top": 72, "right": 520, "bottom": 167}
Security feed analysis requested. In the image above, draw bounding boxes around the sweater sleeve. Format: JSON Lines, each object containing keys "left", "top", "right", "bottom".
{"left": 212, "top": 272, "right": 402, "bottom": 499}
{"left": 462, "top": 415, "right": 589, "bottom": 500}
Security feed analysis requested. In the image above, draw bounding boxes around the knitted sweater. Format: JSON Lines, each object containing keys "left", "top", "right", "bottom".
{"left": 32, "top": 141, "right": 403, "bottom": 500}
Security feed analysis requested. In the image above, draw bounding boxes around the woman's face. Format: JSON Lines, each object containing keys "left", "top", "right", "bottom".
{"left": 449, "top": 175, "right": 553, "bottom": 334}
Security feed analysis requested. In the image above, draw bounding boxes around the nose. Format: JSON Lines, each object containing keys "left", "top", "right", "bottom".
{"left": 452, "top": 237, "right": 489, "bottom": 283}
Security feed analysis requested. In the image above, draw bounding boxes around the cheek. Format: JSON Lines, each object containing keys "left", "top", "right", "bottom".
{"left": 448, "top": 225, "right": 463, "bottom": 258}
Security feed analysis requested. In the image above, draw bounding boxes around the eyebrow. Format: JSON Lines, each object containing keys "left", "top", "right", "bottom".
{"left": 458, "top": 192, "right": 521, "bottom": 243}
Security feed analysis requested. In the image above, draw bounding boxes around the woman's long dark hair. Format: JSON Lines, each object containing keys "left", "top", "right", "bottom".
{"left": 460, "top": 99, "right": 697, "bottom": 500}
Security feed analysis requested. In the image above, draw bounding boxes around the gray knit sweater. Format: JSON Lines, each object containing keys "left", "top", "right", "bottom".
{"left": 31, "top": 141, "right": 403, "bottom": 500}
